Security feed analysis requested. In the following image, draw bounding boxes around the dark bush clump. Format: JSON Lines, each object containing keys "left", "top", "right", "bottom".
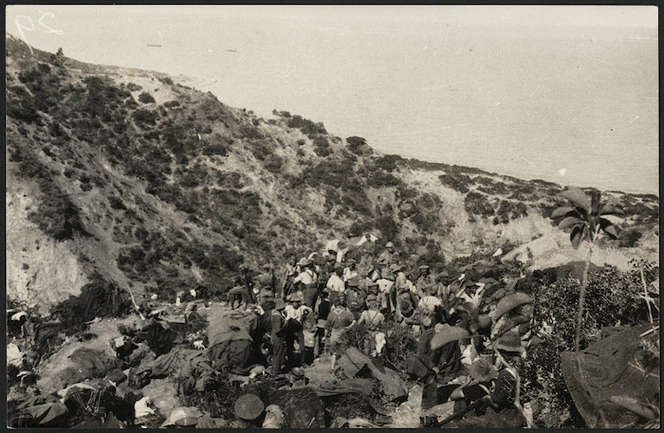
{"left": 365, "top": 171, "right": 402, "bottom": 188}
{"left": 263, "top": 154, "right": 284, "bottom": 173}
{"left": 373, "top": 154, "right": 403, "bottom": 173}
{"left": 138, "top": 92, "right": 156, "bottom": 103}
{"left": 287, "top": 115, "right": 327, "bottom": 137}
{"left": 179, "top": 371, "right": 279, "bottom": 419}
{"left": 464, "top": 191, "right": 495, "bottom": 219}
{"left": 273, "top": 109, "right": 292, "bottom": 118}
{"left": 522, "top": 262, "right": 655, "bottom": 428}
{"left": 7, "top": 99, "right": 41, "bottom": 124}
{"left": 202, "top": 142, "right": 229, "bottom": 157}
{"left": 51, "top": 279, "right": 133, "bottom": 335}
{"left": 109, "top": 195, "right": 127, "bottom": 210}
{"left": 126, "top": 82, "right": 142, "bottom": 92}
{"left": 438, "top": 174, "right": 470, "bottom": 193}
{"left": 158, "top": 76, "right": 174, "bottom": 86}
{"left": 618, "top": 227, "right": 643, "bottom": 248}
{"left": 132, "top": 108, "right": 158, "bottom": 126}
{"left": 237, "top": 123, "right": 262, "bottom": 140}
{"left": 313, "top": 136, "right": 332, "bottom": 157}
{"left": 493, "top": 200, "right": 528, "bottom": 224}
{"left": 27, "top": 178, "right": 90, "bottom": 241}
{"left": 18, "top": 68, "right": 42, "bottom": 84}
{"left": 346, "top": 136, "right": 373, "bottom": 156}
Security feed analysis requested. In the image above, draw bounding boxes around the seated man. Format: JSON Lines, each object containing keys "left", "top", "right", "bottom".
{"left": 444, "top": 336, "right": 524, "bottom": 428}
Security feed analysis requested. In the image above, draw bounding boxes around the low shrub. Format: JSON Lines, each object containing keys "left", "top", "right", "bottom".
{"left": 18, "top": 68, "right": 42, "bottom": 84}
{"left": 287, "top": 114, "right": 327, "bottom": 137}
{"left": 346, "top": 136, "right": 373, "bottom": 156}
{"left": 138, "top": 92, "right": 156, "bottom": 103}
{"left": 7, "top": 99, "right": 41, "bottom": 124}
{"left": 263, "top": 154, "right": 284, "bottom": 173}
{"left": 178, "top": 371, "right": 279, "bottom": 420}
{"left": 522, "top": 262, "right": 655, "bottom": 428}
{"left": 365, "top": 170, "right": 402, "bottom": 188}
{"left": 132, "top": 108, "right": 158, "bottom": 126}
{"left": 438, "top": 174, "right": 471, "bottom": 193}
{"left": 618, "top": 227, "right": 643, "bottom": 248}
{"left": 26, "top": 174, "right": 90, "bottom": 241}
{"left": 51, "top": 278, "right": 132, "bottom": 336}
{"left": 202, "top": 142, "right": 229, "bottom": 157}
{"left": 109, "top": 195, "right": 127, "bottom": 210}
{"left": 239, "top": 124, "right": 264, "bottom": 140}
{"left": 313, "top": 136, "right": 332, "bottom": 157}
{"left": 158, "top": 76, "right": 174, "bottom": 86}
{"left": 464, "top": 191, "right": 495, "bottom": 219}
{"left": 493, "top": 200, "right": 528, "bottom": 224}
{"left": 373, "top": 154, "right": 403, "bottom": 173}
{"left": 127, "top": 82, "right": 142, "bottom": 92}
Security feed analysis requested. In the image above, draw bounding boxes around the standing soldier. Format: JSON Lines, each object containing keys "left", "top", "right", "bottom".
{"left": 358, "top": 294, "right": 386, "bottom": 356}
{"left": 229, "top": 265, "right": 254, "bottom": 310}
{"left": 343, "top": 259, "right": 359, "bottom": 282}
{"left": 326, "top": 263, "right": 346, "bottom": 304}
{"left": 377, "top": 269, "right": 395, "bottom": 314}
{"left": 281, "top": 256, "right": 298, "bottom": 300}
{"left": 392, "top": 263, "right": 409, "bottom": 314}
{"left": 416, "top": 265, "right": 436, "bottom": 299}
{"left": 292, "top": 258, "right": 318, "bottom": 308}
{"left": 326, "top": 297, "right": 356, "bottom": 347}
{"left": 313, "top": 291, "right": 331, "bottom": 357}
{"left": 378, "top": 242, "right": 399, "bottom": 277}
{"left": 282, "top": 293, "right": 312, "bottom": 368}
{"left": 345, "top": 278, "right": 367, "bottom": 320}
{"left": 270, "top": 299, "right": 287, "bottom": 375}
{"left": 322, "top": 255, "right": 338, "bottom": 280}
{"left": 256, "top": 264, "right": 276, "bottom": 304}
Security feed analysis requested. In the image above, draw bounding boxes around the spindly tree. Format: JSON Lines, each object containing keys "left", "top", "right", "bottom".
{"left": 550, "top": 187, "right": 624, "bottom": 356}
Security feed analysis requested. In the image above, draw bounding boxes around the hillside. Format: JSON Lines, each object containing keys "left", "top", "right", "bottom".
{"left": 5, "top": 34, "right": 659, "bottom": 313}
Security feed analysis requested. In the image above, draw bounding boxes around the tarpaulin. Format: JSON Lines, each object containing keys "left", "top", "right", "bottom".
{"left": 337, "top": 347, "right": 408, "bottom": 401}
{"left": 310, "top": 378, "right": 374, "bottom": 397}
{"left": 68, "top": 348, "right": 122, "bottom": 381}
{"left": 207, "top": 307, "right": 256, "bottom": 347}
{"left": 13, "top": 395, "right": 68, "bottom": 427}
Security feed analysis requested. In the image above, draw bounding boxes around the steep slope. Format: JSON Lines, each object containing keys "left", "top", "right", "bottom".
{"left": 5, "top": 35, "right": 659, "bottom": 313}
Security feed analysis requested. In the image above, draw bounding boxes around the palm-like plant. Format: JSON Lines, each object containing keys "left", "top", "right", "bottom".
{"left": 550, "top": 187, "right": 624, "bottom": 356}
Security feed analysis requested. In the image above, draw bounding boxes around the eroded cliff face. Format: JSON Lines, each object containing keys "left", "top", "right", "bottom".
{"left": 6, "top": 167, "right": 89, "bottom": 313}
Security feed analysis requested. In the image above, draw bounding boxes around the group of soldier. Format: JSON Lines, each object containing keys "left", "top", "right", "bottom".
{"left": 228, "top": 239, "right": 464, "bottom": 373}
{"left": 220, "top": 235, "right": 533, "bottom": 427}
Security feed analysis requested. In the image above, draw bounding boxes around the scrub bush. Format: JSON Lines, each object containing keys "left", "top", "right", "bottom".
{"left": 178, "top": 371, "right": 279, "bottom": 419}
{"left": 464, "top": 191, "right": 495, "bottom": 219}
{"left": 522, "top": 262, "right": 656, "bottom": 427}
{"left": 138, "top": 92, "right": 156, "bottom": 103}
{"left": 346, "top": 136, "right": 373, "bottom": 156}
{"left": 132, "top": 108, "right": 158, "bottom": 126}
{"left": 438, "top": 174, "right": 471, "bottom": 193}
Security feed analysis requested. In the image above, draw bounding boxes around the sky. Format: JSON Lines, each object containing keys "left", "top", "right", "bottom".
{"left": 6, "top": 5, "right": 659, "bottom": 194}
